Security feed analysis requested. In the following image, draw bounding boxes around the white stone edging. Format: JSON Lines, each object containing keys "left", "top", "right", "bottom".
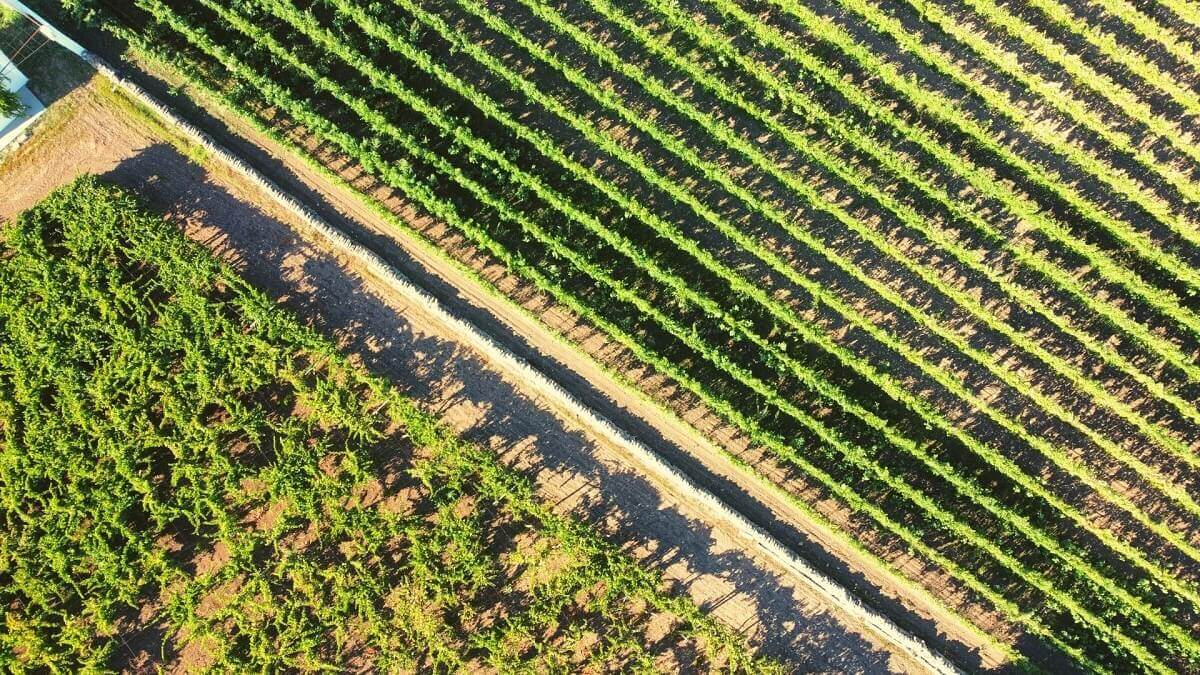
{"left": 78, "top": 48, "right": 962, "bottom": 675}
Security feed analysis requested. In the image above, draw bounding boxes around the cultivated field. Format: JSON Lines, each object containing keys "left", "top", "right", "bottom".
{"left": 1, "top": 67, "right": 936, "bottom": 671}
{"left": 0, "top": 177, "right": 773, "bottom": 671}
{"left": 25, "top": 0, "right": 1200, "bottom": 670}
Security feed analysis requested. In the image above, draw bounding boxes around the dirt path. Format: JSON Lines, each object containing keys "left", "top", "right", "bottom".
{"left": 0, "top": 75, "right": 944, "bottom": 672}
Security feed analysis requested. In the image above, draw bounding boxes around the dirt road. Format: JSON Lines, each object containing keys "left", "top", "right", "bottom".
{"left": 0, "top": 72, "right": 951, "bottom": 672}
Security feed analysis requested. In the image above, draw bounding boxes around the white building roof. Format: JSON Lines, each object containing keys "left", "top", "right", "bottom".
{"left": 0, "top": 48, "right": 43, "bottom": 152}
{"left": 1, "top": 51, "right": 30, "bottom": 94}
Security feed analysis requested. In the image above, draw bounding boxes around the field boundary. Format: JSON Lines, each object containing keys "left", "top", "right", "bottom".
{"left": 43, "top": 26, "right": 964, "bottom": 675}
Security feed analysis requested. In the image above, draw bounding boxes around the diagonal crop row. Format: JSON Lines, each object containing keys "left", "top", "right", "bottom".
{"left": 1092, "top": 0, "right": 1200, "bottom": 69}
{"left": 819, "top": 0, "right": 1200, "bottom": 291}
{"left": 706, "top": 0, "right": 1200, "bottom": 371}
{"left": 398, "top": 0, "right": 1200, "bottom": 606}
{"left": 468, "top": 0, "right": 1200, "bottom": 580}
{"left": 515, "top": 0, "right": 1200, "bottom": 495}
{"left": 1015, "top": 0, "right": 1200, "bottom": 121}
{"left": 565, "top": 0, "right": 1200, "bottom": 511}
{"left": 71, "top": 12, "right": 1045, "bottom": 666}
{"left": 914, "top": 0, "right": 1200, "bottom": 207}
{"left": 128, "top": 0, "right": 1123, "bottom": 667}
{"left": 637, "top": 0, "right": 1200, "bottom": 477}
{"left": 1153, "top": 0, "right": 1200, "bottom": 43}
{"left": 694, "top": 0, "right": 1200, "bottom": 392}
{"left": 124, "top": 7, "right": 1061, "bottom": 665}
{"left": 754, "top": 0, "right": 1200, "bottom": 335}
{"left": 112, "top": 19, "right": 1043, "bottom": 669}
{"left": 587, "top": 0, "right": 1200, "bottom": 467}
{"left": 105, "top": 0, "right": 1200, "bottom": 662}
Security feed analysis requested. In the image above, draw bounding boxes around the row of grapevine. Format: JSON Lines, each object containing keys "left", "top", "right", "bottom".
{"left": 120, "top": 1, "right": 1132, "bottom": 667}
{"left": 635, "top": 0, "right": 1200, "bottom": 462}
{"left": 564, "top": 0, "right": 1200, "bottom": 604}
{"left": 683, "top": 0, "right": 1200, "bottom": 396}
{"left": 717, "top": 0, "right": 1200, "bottom": 383}
{"left": 96, "top": 13, "right": 1041, "bottom": 666}
{"left": 758, "top": 0, "right": 1200, "bottom": 343}
{"left": 252, "top": 1, "right": 1200, "bottom": 655}
{"left": 810, "top": 0, "right": 1200, "bottom": 293}
{"left": 0, "top": 177, "right": 762, "bottom": 671}
{"left": 1148, "top": 0, "right": 1200, "bottom": 53}
{"left": 557, "top": 0, "right": 1200, "bottom": 520}
{"left": 480, "top": 0, "right": 1200, "bottom": 578}
{"left": 1090, "top": 0, "right": 1200, "bottom": 67}
{"left": 316, "top": 0, "right": 1200, "bottom": 631}
{"left": 477, "top": 0, "right": 1200, "bottom": 592}
{"left": 910, "top": 0, "right": 1200, "bottom": 205}
{"left": 1013, "top": 0, "right": 1200, "bottom": 119}
{"left": 563, "top": 0, "right": 1200, "bottom": 480}
{"left": 201, "top": 0, "right": 1200, "bottom": 662}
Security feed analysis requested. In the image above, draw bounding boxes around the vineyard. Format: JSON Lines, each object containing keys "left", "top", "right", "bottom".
{"left": 0, "top": 177, "right": 766, "bottom": 671}
{"left": 35, "top": 0, "right": 1200, "bottom": 670}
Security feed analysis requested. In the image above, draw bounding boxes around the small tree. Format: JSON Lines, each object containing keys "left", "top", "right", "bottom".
{"left": 0, "top": 73, "right": 25, "bottom": 118}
